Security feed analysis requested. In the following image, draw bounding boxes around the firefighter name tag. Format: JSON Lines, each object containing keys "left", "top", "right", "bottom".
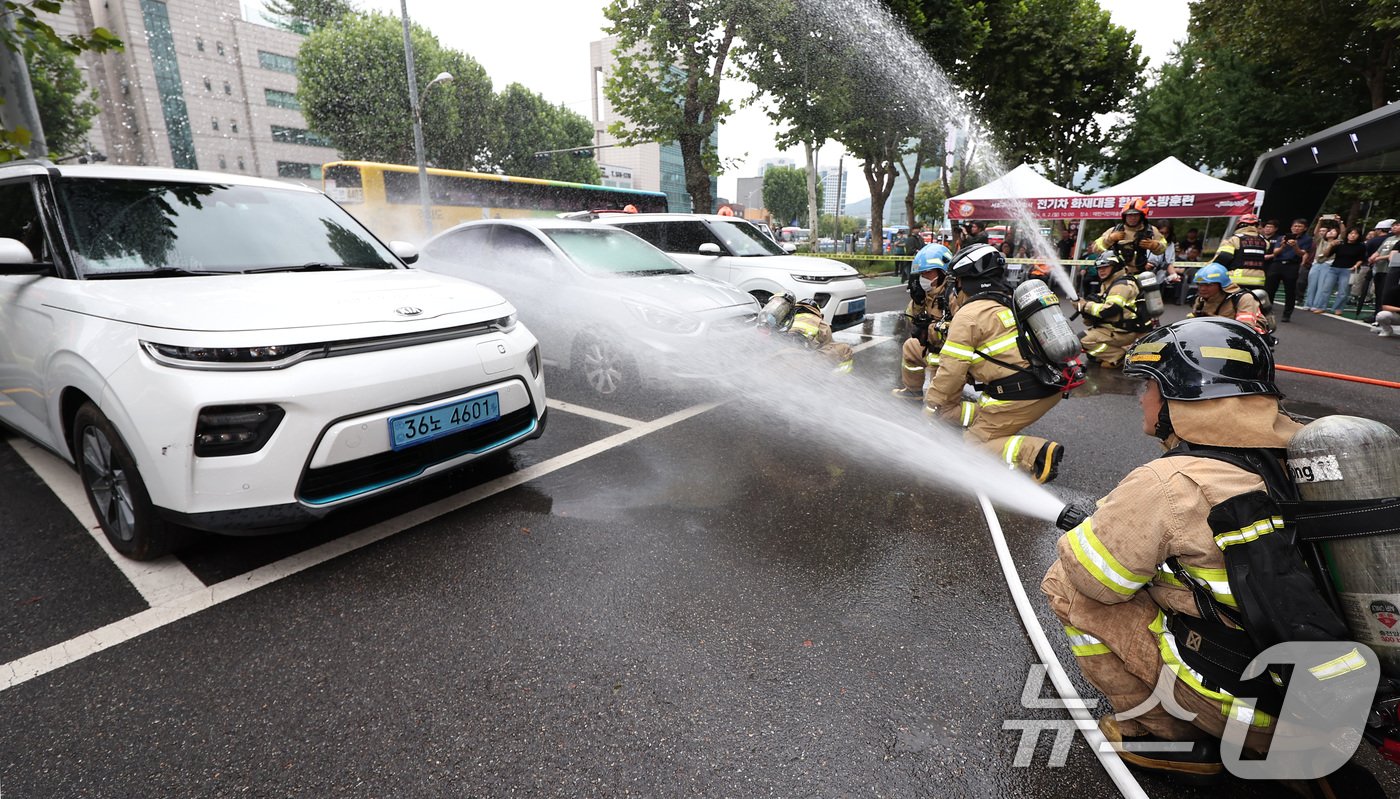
{"left": 1287, "top": 454, "right": 1343, "bottom": 483}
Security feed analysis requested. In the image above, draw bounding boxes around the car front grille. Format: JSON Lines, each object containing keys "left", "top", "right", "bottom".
{"left": 298, "top": 406, "right": 537, "bottom": 504}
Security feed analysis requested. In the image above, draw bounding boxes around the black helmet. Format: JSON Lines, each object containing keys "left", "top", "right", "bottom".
{"left": 948, "top": 243, "right": 1005, "bottom": 280}
{"left": 1123, "top": 317, "right": 1278, "bottom": 400}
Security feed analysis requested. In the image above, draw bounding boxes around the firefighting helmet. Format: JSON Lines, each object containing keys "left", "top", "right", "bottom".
{"left": 1193, "top": 263, "right": 1232, "bottom": 287}
{"left": 1238, "top": 212, "right": 1259, "bottom": 227}
{"left": 1120, "top": 197, "right": 1150, "bottom": 222}
{"left": 759, "top": 292, "right": 796, "bottom": 329}
{"left": 911, "top": 244, "right": 953, "bottom": 275}
{"left": 1096, "top": 249, "right": 1125, "bottom": 272}
{"left": 793, "top": 298, "right": 823, "bottom": 318}
{"left": 1123, "top": 317, "right": 1279, "bottom": 401}
{"left": 948, "top": 243, "right": 1005, "bottom": 280}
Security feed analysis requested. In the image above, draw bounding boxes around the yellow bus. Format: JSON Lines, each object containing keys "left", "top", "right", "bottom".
{"left": 322, "top": 160, "right": 669, "bottom": 239}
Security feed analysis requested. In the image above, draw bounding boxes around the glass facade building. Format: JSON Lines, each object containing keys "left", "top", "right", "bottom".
{"left": 140, "top": 0, "right": 197, "bottom": 169}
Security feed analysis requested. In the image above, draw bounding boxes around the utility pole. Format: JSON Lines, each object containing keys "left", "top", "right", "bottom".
{"left": 0, "top": 13, "right": 47, "bottom": 157}
{"left": 400, "top": 0, "right": 432, "bottom": 236}
{"left": 834, "top": 155, "right": 844, "bottom": 252}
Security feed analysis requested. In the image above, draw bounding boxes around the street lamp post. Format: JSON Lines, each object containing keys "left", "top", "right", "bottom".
{"left": 400, "top": 0, "right": 452, "bottom": 236}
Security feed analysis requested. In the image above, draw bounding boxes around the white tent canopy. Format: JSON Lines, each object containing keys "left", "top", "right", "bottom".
{"left": 944, "top": 164, "right": 1084, "bottom": 221}
{"left": 1087, "top": 156, "right": 1263, "bottom": 219}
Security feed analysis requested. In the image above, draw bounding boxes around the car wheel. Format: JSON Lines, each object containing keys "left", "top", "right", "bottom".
{"left": 750, "top": 290, "right": 773, "bottom": 306}
{"left": 72, "top": 402, "right": 182, "bottom": 560}
{"left": 573, "top": 333, "right": 635, "bottom": 398}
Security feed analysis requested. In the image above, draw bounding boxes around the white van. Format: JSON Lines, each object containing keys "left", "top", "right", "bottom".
{"left": 596, "top": 213, "right": 867, "bottom": 329}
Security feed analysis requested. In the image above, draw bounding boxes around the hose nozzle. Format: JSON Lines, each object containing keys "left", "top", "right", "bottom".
{"left": 1056, "top": 502, "right": 1091, "bottom": 532}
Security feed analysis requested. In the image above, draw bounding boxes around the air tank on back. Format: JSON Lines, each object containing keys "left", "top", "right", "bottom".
{"left": 1013, "top": 278, "right": 1080, "bottom": 364}
{"left": 1288, "top": 416, "right": 1400, "bottom": 677}
{"left": 1135, "top": 270, "right": 1165, "bottom": 320}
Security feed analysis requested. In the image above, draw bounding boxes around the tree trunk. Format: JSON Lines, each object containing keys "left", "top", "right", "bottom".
{"left": 864, "top": 157, "right": 898, "bottom": 254}
{"left": 804, "top": 139, "right": 820, "bottom": 232}
{"left": 679, "top": 133, "right": 710, "bottom": 213}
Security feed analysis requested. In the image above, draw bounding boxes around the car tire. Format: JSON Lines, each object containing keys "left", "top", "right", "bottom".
{"left": 750, "top": 290, "right": 773, "bottom": 306}
{"left": 572, "top": 332, "right": 636, "bottom": 399}
{"left": 72, "top": 402, "right": 184, "bottom": 561}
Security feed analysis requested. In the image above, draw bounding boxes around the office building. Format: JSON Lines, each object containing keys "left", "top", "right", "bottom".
{"left": 43, "top": 0, "right": 339, "bottom": 181}
{"left": 590, "top": 35, "right": 716, "bottom": 213}
{"left": 818, "top": 164, "right": 847, "bottom": 217}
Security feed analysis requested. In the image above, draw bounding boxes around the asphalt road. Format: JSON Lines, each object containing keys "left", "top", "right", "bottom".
{"left": 2, "top": 282, "right": 1398, "bottom": 798}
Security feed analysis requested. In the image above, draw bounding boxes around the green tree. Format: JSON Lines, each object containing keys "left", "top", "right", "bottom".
{"left": 603, "top": 0, "right": 738, "bottom": 213}
{"left": 763, "top": 165, "right": 821, "bottom": 226}
{"left": 819, "top": 213, "right": 863, "bottom": 237}
{"left": 1, "top": 0, "right": 121, "bottom": 160}
{"left": 298, "top": 13, "right": 496, "bottom": 170}
{"left": 913, "top": 179, "right": 946, "bottom": 226}
{"left": 493, "top": 83, "right": 600, "bottom": 183}
{"left": 263, "top": 0, "right": 355, "bottom": 34}
{"left": 26, "top": 28, "right": 97, "bottom": 157}
{"left": 738, "top": 1, "right": 855, "bottom": 239}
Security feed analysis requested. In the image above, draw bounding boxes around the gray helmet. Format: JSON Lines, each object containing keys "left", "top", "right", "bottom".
{"left": 1123, "top": 317, "right": 1278, "bottom": 401}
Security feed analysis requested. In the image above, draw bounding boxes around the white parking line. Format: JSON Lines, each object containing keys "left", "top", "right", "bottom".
{"left": 545, "top": 399, "right": 644, "bottom": 429}
{"left": 0, "top": 400, "right": 723, "bottom": 693}
{"left": 5, "top": 437, "right": 206, "bottom": 607}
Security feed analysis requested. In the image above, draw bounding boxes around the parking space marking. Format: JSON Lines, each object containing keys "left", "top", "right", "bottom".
{"left": 0, "top": 399, "right": 724, "bottom": 694}
{"left": 5, "top": 437, "right": 206, "bottom": 607}
{"left": 545, "top": 399, "right": 644, "bottom": 429}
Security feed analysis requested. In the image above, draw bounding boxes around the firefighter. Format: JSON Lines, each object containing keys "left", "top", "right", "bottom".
{"left": 1188, "top": 263, "right": 1267, "bottom": 335}
{"left": 1075, "top": 249, "right": 1144, "bottom": 369}
{"left": 892, "top": 242, "right": 958, "bottom": 401}
{"left": 1040, "top": 317, "right": 1384, "bottom": 795}
{"left": 1211, "top": 212, "right": 1269, "bottom": 289}
{"left": 923, "top": 244, "right": 1064, "bottom": 483}
{"left": 1093, "top": 197, "right": 1166, "bottom": 272}
{"left": 759, "top": 293, "right": 854, "bottom": 374}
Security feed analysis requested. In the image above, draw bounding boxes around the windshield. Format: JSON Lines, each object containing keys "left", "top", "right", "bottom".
{"left": 54, "top": 179, "right": 399, "bottom": 277}
{"left": 713, "top": 219, "right": 786, "bottom": 256}
{"left": 544, "top": 227, "right": 689, "bottom": 276}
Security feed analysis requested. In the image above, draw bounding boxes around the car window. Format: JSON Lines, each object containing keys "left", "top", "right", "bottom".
{"left": 0, "top": 181, "right": 48, "bottom": 263}
{"left": 490, "top": 226, "right": 560, "bottom": 274}
{"left": 543, "top": 228, "right": 688, "bottom": 277}
{"left": 53, "top": 179, "right": 399, "bottom": 276}
{"left": 661, "top": 221, "right": 724, "bottom": 254}
{"left": 613, "top": 222, "right": 665, "bottom": 248}
{"left": 423, "top": 226, "right": 492, "bottom": 263}
{"left": 712, "top": 220, "right": 785, "bottom": 256}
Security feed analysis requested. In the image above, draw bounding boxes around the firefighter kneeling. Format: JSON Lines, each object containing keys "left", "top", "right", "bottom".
{"left": 1042, "top": 317, "right": 1385, "bottom": 795}
{"left": 892, "top": 242, "right": 958, "bottom": 402}
{"left": 1076, "top": 250, "right": 1148, "bottom": 369}
{"left": 758, "top": 293, "right": 854, "bottom": 374}
{"left": 922, "top": 244, "right": 1073, "bottom": 483}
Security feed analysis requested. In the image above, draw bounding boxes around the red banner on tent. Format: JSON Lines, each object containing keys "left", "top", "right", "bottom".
{"left": 946, "top": 192, "right": 1258, "bottom": 221}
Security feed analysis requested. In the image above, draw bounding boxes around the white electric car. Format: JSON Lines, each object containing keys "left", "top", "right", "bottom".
{"left": 595, "top": 213, "right": 868, "bottom": 329}
{"left": 0, "top": 163, "right": 546, "bottom": 559}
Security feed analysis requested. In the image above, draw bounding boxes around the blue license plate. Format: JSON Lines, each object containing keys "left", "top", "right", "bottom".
{"left": 389, "top": 392, "right": 500, "bottom": 450}
{"left": 847, "top": 298, "right": 866, "bottom": 316}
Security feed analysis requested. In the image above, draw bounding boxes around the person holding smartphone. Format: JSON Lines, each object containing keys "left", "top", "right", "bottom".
{"left": 1266, "top": 219, "right": 1310, "bottom": 322}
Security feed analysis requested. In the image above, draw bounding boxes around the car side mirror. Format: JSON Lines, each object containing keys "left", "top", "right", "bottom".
{"left": 388, "top": 240, "right": 419, "bottom": 264}
{"left": 781, "top": 243, "right": 797, "bottom": 253}
{"left": 0, "top": 237, "right": 41, "bottom": 272}
{"left": 698, "top": 242, "right": 722, "bottom": 255}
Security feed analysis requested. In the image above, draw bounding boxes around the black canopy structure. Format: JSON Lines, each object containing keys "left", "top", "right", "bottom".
{"left": 1248, "top": 102, "right": 1400, "bottom": 224}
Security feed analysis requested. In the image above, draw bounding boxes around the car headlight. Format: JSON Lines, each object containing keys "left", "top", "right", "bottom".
{"left": 493, "top": 313, "right": 517, "bottom": 332}
{"left": 790, "top": 273, "right": 835, "bottom": 283}
{"left": 141, "top": 341, "right": 315, "bottom": 371}
{"left": 623, "top": 300, "right": 700, "bottom": 334}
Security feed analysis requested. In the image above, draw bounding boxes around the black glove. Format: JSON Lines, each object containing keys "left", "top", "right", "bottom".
{"left": 908, "top": 274, "right": 926, "bottom": 305}
{"left": 910, "top": 312, "right": 934, "bottom": 345}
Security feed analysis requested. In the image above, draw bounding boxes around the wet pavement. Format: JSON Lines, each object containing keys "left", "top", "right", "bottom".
{"left": 2, "top": 293, "right": 1399, "bottom": 797}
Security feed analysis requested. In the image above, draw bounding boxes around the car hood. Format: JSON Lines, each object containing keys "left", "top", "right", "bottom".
{"left": 617, "top": 272, "right": 757, "bottom": 313}
{"left": 743, "top": 254, "right": 860, "bottom": 277}
{"left": 55, "top": 270, "right": 511, "bottom": 333}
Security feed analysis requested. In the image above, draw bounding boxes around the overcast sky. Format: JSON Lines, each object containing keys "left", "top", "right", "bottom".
{"left": 345, "top": 0, "right": 1191, "bottom": 204}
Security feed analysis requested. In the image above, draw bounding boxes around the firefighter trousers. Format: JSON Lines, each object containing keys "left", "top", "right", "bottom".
{"left": 1080, "top": 327, "right": 1141, "bottom": 368}
{"left": 961, "top": 392, "right": 1061, "bottom": 474}
{"left": 1042, "top": 562, "right": 1274, "bottom": 754}
{"left": 900, "top": 337, "right": 938, "bottom": 392}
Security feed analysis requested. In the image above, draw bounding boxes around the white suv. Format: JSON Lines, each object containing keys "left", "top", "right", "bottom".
{"left": 0, "top": 163, "right": 546, "bottom": 559}
{"left": 596, "top": 214, "right": 868, "bottom": 329}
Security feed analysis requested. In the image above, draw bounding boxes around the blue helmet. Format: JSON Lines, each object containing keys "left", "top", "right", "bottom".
{"left": 1193, "top": 263, "right": 1231, "bottom": 287}
{"left": 911, "top": 243, "right": 952, "bottom": 276}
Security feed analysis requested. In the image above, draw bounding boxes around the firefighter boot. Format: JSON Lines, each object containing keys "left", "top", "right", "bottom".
{"left": 1033, "top": 442, "right": 1064, "bottom": 484}
{"left": 1098, "top": 716, "right": 1223, "bottom": 786}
